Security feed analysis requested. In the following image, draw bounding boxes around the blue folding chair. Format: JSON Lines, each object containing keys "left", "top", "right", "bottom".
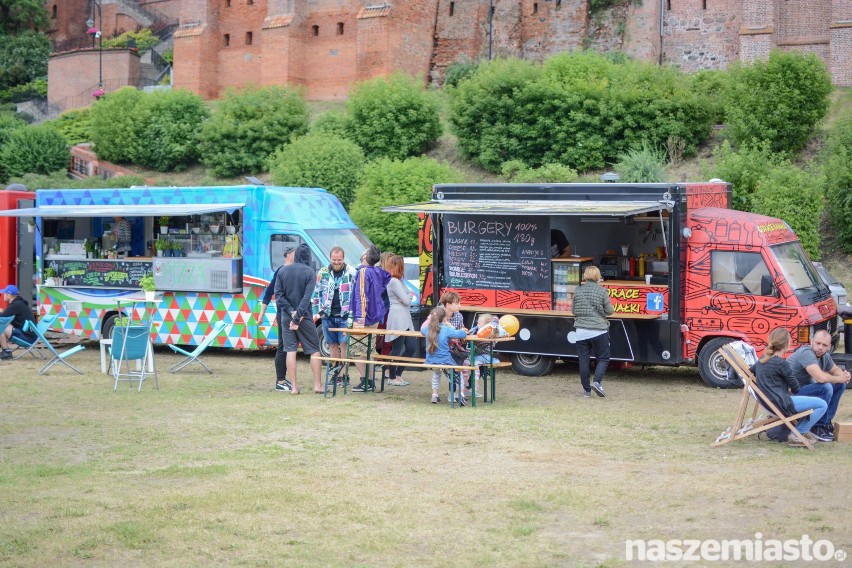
{"left": 0, "top": 315, "right": 13, "bottom": 360}
{"left": 11, "top": 314, "right": 58, "bottom": 360}
{"left": 22, "top": 320, "right": 85, "bottom": 375}
{"left": 168, "top": 321, "right": 229, "bottom": 374}
{"left": 111, "top": 324, "right": 158, "bottom": 391}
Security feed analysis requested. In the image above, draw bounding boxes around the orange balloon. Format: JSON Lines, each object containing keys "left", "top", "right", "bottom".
{"left": 499, "top": 314, "right": 520, "bottom": 336}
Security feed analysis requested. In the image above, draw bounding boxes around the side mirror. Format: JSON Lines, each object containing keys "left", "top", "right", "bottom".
{"left": 760, "top": 274, "right": 777, "bottom": 297}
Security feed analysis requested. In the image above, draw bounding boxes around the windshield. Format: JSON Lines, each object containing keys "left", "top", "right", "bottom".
{"left": 814, "top": 264, "right": 840, "bottom": 286}
{"left": 306, "top": 229, "right": 373, "bottom": 267}
{"left": 771, "top": 242, "right": 830, "bottom": 305}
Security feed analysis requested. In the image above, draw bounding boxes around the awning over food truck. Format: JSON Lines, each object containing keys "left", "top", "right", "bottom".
{"left": 0, "top": 203, "right": 245, "bottom": 218}
{"left": 382, "top": 200, "right": 670, "bottom": 216}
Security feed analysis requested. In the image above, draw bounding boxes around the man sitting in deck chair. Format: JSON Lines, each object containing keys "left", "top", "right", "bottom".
{"left": 10, "top": 314, "right": 57, "bottom": 360}
{"left": 168, "top": 320, "right": 228, "bottom": 374}
{"left": 0, "top": 284, "right": 37, "bottom": 361}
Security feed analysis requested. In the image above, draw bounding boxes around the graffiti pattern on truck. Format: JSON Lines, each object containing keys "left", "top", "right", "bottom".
{"left": 682, "top": 207, "right": 836, "bottom": 358}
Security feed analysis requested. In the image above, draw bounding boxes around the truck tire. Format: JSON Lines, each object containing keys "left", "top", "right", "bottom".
{"left": 101, "top": 313, "right": 119, "bottom": 340}
{"left": 698, "top": 337, "right": 740, "bottom": 389}
{"left": 316, "top": 323, "right": 331, "bottom": 358}
{"left": 511, "top": 353, "right": 554, "bottom": 376}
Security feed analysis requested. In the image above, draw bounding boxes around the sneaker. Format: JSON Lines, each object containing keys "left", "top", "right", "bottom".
{"left": 275, "top": 380, "right": 291, "bottom": 392}
{"left": 826, "top": 423, "right": 835, "bottom": 435}
{"left": 431, "top": 394, "right": 440, "bottom": 404}
{"left": 352, "top": 379, "right": 368, "bottom": 392}
{"left": 582, "top": 390, "right": 591, "bottom": 398}
{"left": 787, "top": 432, "right": 809, "bottom": 447}
{"left": 0, "top": 349, "right": 11, "bottom": 361}
{"left": 592, "top": 382, "right": 605, "bottom": 398}
{"left": 811, "top": 426, "right": 834, "bottom": 442}
{"left": 456, "top": 394, "right": 467, "bottom": 407}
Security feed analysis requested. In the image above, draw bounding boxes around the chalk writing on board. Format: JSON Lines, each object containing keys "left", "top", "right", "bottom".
{"left": 53, "top": 259, "right": 150, "bottom": 288}
{"left": 442, "top": 215, "right": 550, "bottom": 292}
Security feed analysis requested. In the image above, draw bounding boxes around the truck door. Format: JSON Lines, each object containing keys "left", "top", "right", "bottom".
{"left": 17, "top": 198, "right": 35, "bottom": 305}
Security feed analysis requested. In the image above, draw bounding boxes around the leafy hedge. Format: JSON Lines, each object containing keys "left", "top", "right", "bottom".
{"left": 821, "top": 115, "right": 852, "bottom": 252}
{"left": 0, "top": 124, "right": 69, "bottom": 182}
{"left": 130, "top": 89, "right": 209, "bottom": 171}
{"left": 89, "top": 87, "right": 145, "bottom": 163}
{"left": 268, "top": 132, "right": 365, "bottom": 208}
{"left": 44, "top": 108, "right": 92, "bottom": 146}
{"left": 350, "top": 157, "right": 464, "bottom": 256}
{"left": 199, "top": 85, "right": 309, "bottom": 177}
{"left": 8, "top": 170, "right": 147, "bottom": 190}
{"left": 450, "top": 52, "right": 713, "bottom": 172}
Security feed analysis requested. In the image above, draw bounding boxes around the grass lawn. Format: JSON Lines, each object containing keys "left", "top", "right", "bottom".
{"left": 1, "top": 346, "right": 850, "bottom": 567}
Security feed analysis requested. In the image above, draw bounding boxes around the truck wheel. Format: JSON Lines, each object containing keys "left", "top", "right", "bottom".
{"left": 316, "top": 323, "right": 331, "bottom": 358}
{"left": 698, "top": 337, "right": 740, "bottom": 388}
{"left": 511, "top": 353, "right": 554, "bottom": 376}
{"left": 101, "top": 314, "right": 119, "bottom": 340}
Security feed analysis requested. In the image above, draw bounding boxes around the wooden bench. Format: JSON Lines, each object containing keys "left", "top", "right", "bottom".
{"left": 316, "top": 356, "right": 488, "bottom": 406}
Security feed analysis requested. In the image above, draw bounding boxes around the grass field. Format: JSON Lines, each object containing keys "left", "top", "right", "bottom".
{"left": 1, "top": 345, "right": 850, "bottom": 567}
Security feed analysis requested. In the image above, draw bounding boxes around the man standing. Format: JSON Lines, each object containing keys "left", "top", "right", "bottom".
{"left": 311, "top": 246, "right": 355, "bottom": 380}
{"left": 259, "top": 247, "right": 295, "bottom": 391}
{"left": 274, "top": 244, "right": 322, "bottom": 394}
{"left": 0, "top": 284, "right": 36, "bottom": 360}
{"left": 111, "top": 217, "right": 132, "bottom": 256}
{"left": 350, "top": 245, "right": 391, "bottom": 392}
{"left": 786, "top": 329, "right": 850, "bottom": 441}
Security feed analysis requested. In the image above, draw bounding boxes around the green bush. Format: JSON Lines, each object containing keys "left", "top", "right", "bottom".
{"left": 690, "top": 69, "right": 728, "bottom": 125}
{"left": 346, "top": 73, "right": 441, "bottom": 161}
{"left": 350, "top": 157, "right": 464, "bottom": 256}
{"left": 89, "top": 87, "right": 145, "bottom": 163}
{"left": 130, "top": 89, "right": 209, "bottom": 171}
{"left": 711, "top": 140, "right": 789, "bottom": 211}
{"left": 8, "top": 170, "right": 147, "bottom": 189}
{"left": 0, "top": 31, "right": 50, "bottom": 88}
{"left": 268, "top": 132, "right": 365, "bottom": 208}
{"left": 310, "top": 109, "right": 351, "bottom": 139}
{"left": 443, "top": 58, "right": 480, "bottom": 88}
{"left": 821, "top": 115, "right": 852, "bottom": 252}
{"left": 44, "top": 108, "right": 92, "bottom": 146}
{"left": 751, "top": 164, "right": 823, "bottom": 259}
{"left": 102, "top": 29, "right": 159, "bottom": 52}
{"left": 501, "top": 160, "right": 578, "bottom": 183}
{"left": 724, "top": 50, "right": 832, "bottom": 154}
{"left": 614, "top": 143, "right": 667, "bottom": 183}
{"left": 0, "top": 124, "right": 69, "bottom": 181}
{"left": 199, "top": 85, "right": 309, "bottom": 177}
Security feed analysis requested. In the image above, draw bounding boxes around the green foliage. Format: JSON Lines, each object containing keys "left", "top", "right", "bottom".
{"left": 450, "top": 52, "right": 713, "bottom": 173}
{"left": 751, "top": 164, "right": 823, "bottom": 259}
{"left": 350, "top": 157, "right": 464, "bottom": 256}
{"left": 89, "top": 87, "right": 145, "bottom": 163}
{"left": 139, "top": 274, "right": 155, "bottom": 292}
{"left": 44, "top": 108, "right": 92, "bottom": 146}
{"left": 310, "top": 109, "right": 351, "bottom": 139}
{"left": 199, "top": 85, "right": 309, "bottom": 178}
{"left": 268, "top": 132, "right": 365, "bottom": 208}
{"left": 443, "top": 58, "right": 480, "bottom": 88}
{"left": 130, "top": 89, "right": 209, "bottom": 171}
{"left": 711, "top": 140, "right": 789, "bottom": 211}
{"left": 690, "top": 69, "right": 728, "bottom": 125}
{"left": 821, "top": 115, "right": 852, "bottom": 252}
{"left": 501, "top": 160, "right": 578, "bottom": 183}
{"left": 614, "top": 142, "right": 667, "bottom": 183}
{"left": 8, "top": 170, "right": 146, "bottom": 189}
{"left": 724, "top": 50, "right": 832, "bottom": 154}
{"left": 0, "top": 30, "right": 49, "bottom": 92}
{"left": 0, "top": 1, "right": 48, "bottom": 35}
{"left": 0, "top": 111, "right": 25, "bottom": 145}
{"left": 162, "top": 48, "right": 173, "bottom": 65}
{"left": 102, "top": 28, "right": 158, "bottom": 52}
{"left": 345, "top": 73, "right": 441, "bottom": 161}
{"left": 0, "top": 124, "right": 69, "bottom": 181}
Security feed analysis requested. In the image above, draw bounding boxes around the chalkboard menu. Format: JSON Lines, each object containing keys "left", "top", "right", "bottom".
{"left": 442, "top": 215, "right": 550, "bottom": 291}
{"left": 50, "top": 259, "right": 151, "bottom": 289}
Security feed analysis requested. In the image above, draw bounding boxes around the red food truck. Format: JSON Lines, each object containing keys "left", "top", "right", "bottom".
{"left": 0, "top": 187, "right": 35, "bottom": 309}
{"left": 385, "top": 181, "right": 838, "bottom": 387}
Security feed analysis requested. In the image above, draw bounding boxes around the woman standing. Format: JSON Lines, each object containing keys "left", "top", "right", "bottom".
{"left": 572, "top": 265, "right": 613, "bottom": 398}
{"left": 384, "top": 254, "right": 417, "bottom": 386}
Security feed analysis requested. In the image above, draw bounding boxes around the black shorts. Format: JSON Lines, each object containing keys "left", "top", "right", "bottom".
{"left": 280, "top": 316, "right": 320, "bottom": 355}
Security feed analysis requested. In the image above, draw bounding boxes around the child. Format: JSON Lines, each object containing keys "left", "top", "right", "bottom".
{"left": 466, "top": 313, "right": 506, "bottom": 397}
{"left": 421, "top": 306, "right": 468, "bottom": 405}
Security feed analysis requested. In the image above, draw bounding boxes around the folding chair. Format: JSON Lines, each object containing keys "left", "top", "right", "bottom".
{"left": 11, "top": 314, "right": 57, "bottom": 360}
{"left": 111, "top": 324, "right": 158, "bottom": 391}
{"left": 0, "top": 315, "right": 13, "bottom": 360}
{"left": 21, "top": 320, "right": 86, "bottom": 375}
{"left": 712, "top": 344, "right": 814, "bottom": 450}
{"left": 167, "top": 321, "right": 228, "bottom": 374}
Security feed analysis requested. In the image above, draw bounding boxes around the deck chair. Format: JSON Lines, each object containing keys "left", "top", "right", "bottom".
{"left": 11, "top": 314, "right": 58, "bottom": 360}
{"left": 22, "top": 320, "right": 85, "bottom": 375}
{"left": 111, "top": 324, "right": 158, "bottom": 391}
{"left": 712, "top": 344, "right": 814, "bottom": 450}
{"left": 0, "top": 315, "right": 13, "bottom": 360}
{"left": 167, "top": 321, "right": 228, "bottom": 374}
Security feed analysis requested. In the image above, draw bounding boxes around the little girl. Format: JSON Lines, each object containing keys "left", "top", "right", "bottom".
{"left": 466, "top": 313, "right": 506, "bottom": 396}
{"left": 422, "top": 306, "right": 468, "bottom": 405}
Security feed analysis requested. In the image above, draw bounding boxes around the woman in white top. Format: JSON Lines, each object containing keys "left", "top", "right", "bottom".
{"left": 384, "top": 254, "right": 417, "bottom": 386}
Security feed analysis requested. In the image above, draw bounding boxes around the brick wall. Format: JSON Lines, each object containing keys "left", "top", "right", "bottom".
{"left": 830, "top": 0, "right": 852, "bottom": 86}
{"left": 661, "top": 0, "right": 741, "bottom": 71}
{"left": 48, "top": 48, "right": 141, "bottom": 111}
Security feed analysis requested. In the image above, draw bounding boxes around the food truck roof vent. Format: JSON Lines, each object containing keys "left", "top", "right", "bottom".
{"left": 600, "top": 172, "right": 620, "bottom": 183}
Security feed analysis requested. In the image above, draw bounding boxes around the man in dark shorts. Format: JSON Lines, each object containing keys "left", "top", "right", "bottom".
{"left": 0, "top": 284, "right": 37, "bottom": 360}
{"left": 274, "top": 244, "right": 321, "bottom": 394}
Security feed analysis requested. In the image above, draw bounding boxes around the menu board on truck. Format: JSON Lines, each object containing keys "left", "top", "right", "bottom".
{"left": 441, "top": 215, "right": 550, "bottom": 292}
{"left": 49, "top": 259, "right": 149, "bottom": 288}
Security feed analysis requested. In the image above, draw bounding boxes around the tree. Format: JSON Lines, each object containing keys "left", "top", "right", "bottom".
{"left": 199, "top": 85, "right": 309, "bottom": 178}
{"left": 0, "top": 0, "right": 48, "bottom": 35}
{"left": 350, "top": 157, "right": 464, "bottom": 256}
{"left": 130, "top": 89, "right": 209, "bottom": 171}
{"left": 89, "top": 87, "right": 145, "bottom": 163}
{"left": 0, "top": 30, "right": 50, "bottom": 89}
{"left": 0, "top": 124, "right": 69, "bottom": 181}
{"left": 268, "top": 132, "right": 365, "bottom": 208}
{"left": 346, "top": 73, "right": 441, "bottom": 161}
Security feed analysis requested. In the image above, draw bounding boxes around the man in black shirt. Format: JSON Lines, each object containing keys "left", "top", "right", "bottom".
{"left": 259, "top": 247, "right": 296, "bottom": 391}
{"left": 1, "top": 284, "right": 36, "bottom": 359}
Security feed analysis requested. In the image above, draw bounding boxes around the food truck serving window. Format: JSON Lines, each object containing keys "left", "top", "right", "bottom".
{"left": 711, "top": 251, "right": 772, "bottom": 296}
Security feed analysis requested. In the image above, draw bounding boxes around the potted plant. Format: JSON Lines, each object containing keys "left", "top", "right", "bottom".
{"left": 171, "top": 240, "right": 183, "bottom": 257}
{"left": 44, "top": 267, "right": 58, "bottom": 286}
{"left": 155, "top": 239, "right": 167, "bottom": 257}
{"left": 83, "top": 238, "right": 95, "bottom": 259}
{"left": 139, "top": 274, "right": 156, "bottom": 302}
{"left": 159, "top": 216, "right": 170, "bottom": 235}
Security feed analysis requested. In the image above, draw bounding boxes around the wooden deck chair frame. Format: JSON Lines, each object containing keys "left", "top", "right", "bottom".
{"left": 11, "top": 314, "right": 57, "bottom": 360}
{"left": 167, "top": 321, "right": 228, "bottom": 374}
{"left": 22, "top": 320, "right": 85, "bottom": 375}
{"left": 712, "top": 344, "right": 814, "bottom": 450}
